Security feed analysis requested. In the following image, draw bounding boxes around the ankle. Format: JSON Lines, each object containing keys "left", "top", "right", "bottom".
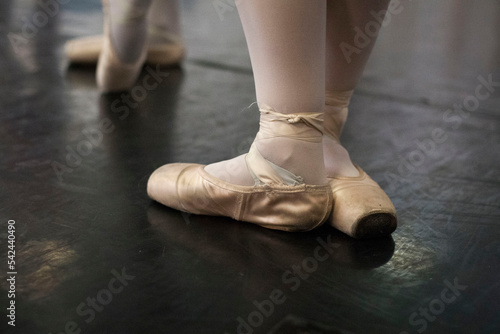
{"left": 253, "top": 109, "right": 328, "bottom": 185}
{"left": 322, "top": 90, "right": 359, "bottom": 178}
{"left": 324, "top": 89, "right": 353, "bottom": 140}
{"left": 205, "top": 109, "right": 329, "bottom": 187}
{"left": 255, "top": 136, "right": 327, "bottom": 185}
{"left": 322, "top": 135, "right": 359, "bottom": 178}
{"left": 324, "top": 105, "right": 347, "bottom": 141}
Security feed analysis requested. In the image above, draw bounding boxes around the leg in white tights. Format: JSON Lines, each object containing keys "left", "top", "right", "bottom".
{"left": 205, "top": 0, "right": 328, "bottom": 186}
{"left": 107, "top": 0, "right": 152, "bottom": 63}
{"left": 324, "top": 0, "right": 391, "bottom": 177}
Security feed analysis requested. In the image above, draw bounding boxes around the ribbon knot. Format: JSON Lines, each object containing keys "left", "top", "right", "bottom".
{"left": 287, "top": 115, "right": 302, "bottom": 123}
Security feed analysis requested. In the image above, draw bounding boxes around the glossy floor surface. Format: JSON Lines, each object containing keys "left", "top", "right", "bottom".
{"left": 1, "top": 1, "right": 500, "bottom": 333}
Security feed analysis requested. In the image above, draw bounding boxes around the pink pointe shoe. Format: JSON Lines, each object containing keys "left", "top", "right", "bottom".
{"left": 328, "top": 165, "right": 397, "bottom": 239}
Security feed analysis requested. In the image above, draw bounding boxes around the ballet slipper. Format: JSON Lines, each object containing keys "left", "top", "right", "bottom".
{"left": 145, "top": 29, "right": 185, "bottom": 65}
{"left": 147, "top": 110, "right": 333, "bottom": 232}
{"left": 96, "top": 0, "right": 148, "bottom": 93}
{"left": 65, "top": 36, "right": 107, "bottom": 65}
{"left": 65, "top": 31, "right": 184, "bottom": 66}
{"left": 328, "top": 165, "right": 397, "bottom": 239}
{"left": 323, "top": 102, "right": 397, "bottom": 239}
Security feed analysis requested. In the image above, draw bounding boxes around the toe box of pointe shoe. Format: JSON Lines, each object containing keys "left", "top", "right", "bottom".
{"left": 329, "top": 179, "right": 397, "bottom": 239}
{"left": 147, "top": 163, "right": 200, "bottom": 211}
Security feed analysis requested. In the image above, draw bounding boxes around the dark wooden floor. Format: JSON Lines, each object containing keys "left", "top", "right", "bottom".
{"left": 1, "top": 1, "right": 499, "bottom": 333}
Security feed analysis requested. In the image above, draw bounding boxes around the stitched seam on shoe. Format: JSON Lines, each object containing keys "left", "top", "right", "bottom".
{"left": 322, "top": 190, "right": 334, "bottom": 225}
{"left": 176, "top": 166, "right": 192, "bottom": 212}
{"left": 235, "top": 193, "right": 245, "bottom": 221}
{"left": 306, "top": 189, "right": 332, "bottom": 231}
{"left": 329, "top": 174, "right": 367, "bottom": 182}
{"left": 331, "top": 183, "right": 381, "bottom": 192}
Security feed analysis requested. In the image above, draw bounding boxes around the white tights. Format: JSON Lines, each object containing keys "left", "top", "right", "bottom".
{"left": 107, "top": 0, "right": 181, "bottom": 63}
{"left": 205, "top": 0, "right": 328, "bottom": 186}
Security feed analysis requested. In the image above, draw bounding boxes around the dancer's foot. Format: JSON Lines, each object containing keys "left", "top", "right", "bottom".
{"left": 65, "top": 0, "right": 184, "bottom": 66}
{"left": 96, "top": 0, "right": 151, "bottom": 92}
{"left": 147, "top": 109, "right": 332, "bottom": 231}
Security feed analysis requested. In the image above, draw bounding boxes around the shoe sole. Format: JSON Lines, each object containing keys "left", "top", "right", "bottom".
{"left": 352, "top": 212, "right": 398, "bottom": 239}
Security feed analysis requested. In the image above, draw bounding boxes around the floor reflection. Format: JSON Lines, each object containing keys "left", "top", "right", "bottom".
{"left": 147, "top": 201, "right": 395, "bottom": 295}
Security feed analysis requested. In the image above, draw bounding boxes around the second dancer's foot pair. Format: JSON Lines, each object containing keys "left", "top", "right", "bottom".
{"left": 148, "top": 106, "right": 397, "bottom": 239}
{"left": 65, "top": 0, "right": 185, "bottom": 93}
